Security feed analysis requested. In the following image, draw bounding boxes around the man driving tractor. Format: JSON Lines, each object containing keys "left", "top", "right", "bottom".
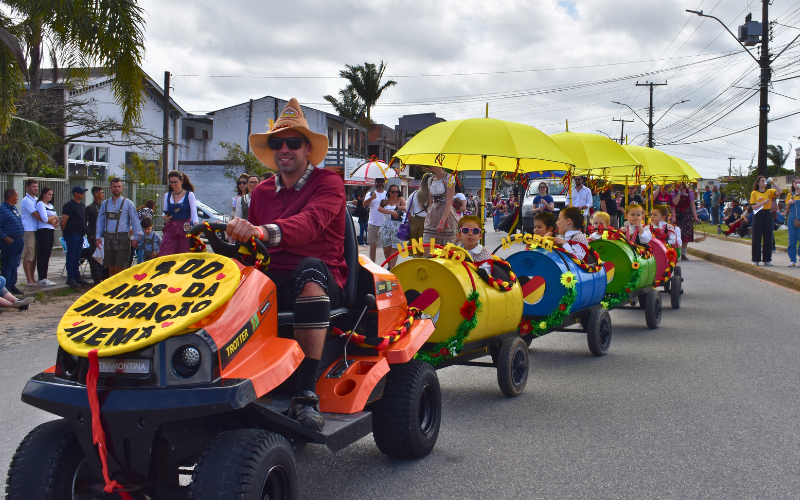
{"left": 226, "top": 98, "right": 346, "bottom": 431}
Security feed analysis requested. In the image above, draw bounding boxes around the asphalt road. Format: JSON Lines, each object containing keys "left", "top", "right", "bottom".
{"left": 1, "top": 225, "right": 798, "bottom": 499}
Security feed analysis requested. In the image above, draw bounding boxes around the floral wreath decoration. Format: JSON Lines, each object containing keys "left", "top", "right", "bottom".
{"left": 518, "top": 271, "right": 578, "bottom": 337}
{"left": 415, "top": 290, "right": 482, "bottom": 366}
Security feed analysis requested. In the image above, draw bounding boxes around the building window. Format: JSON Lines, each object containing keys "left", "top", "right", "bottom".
{"left": 328, "top": 127, "right": 333, "bottom": 147}
{"left": 202, "top": 130, "right": 208, "bottom": 139}
{"left": 186, "top": 126, "right": 195, "bottom": 139}
{"left": 67, "top": 144, "right": 110, "bottom": 178}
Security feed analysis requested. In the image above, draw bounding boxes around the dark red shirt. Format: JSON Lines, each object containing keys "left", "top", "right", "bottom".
{"left": 248, "top": 166, "right": 347, "bottom": 289}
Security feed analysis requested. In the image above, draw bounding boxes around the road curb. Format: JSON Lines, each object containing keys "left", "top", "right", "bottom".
{"left": 17, "top": 284, "right": 86, "bottom": 299}
{"left": 686, "top": 246, "right": 800, "bottom": 292}
{"left": 696, "top": 230, "right": 788, "bottom": 253}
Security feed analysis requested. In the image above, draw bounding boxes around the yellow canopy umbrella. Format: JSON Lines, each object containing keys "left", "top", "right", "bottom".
{"left": 393, "top": 117, "right": 576, "bottom": 240}
{"left": 550, "top": 132, "right": 641, "bottom": 177}
{"left": 668, "top": 155, "right": 702, "bottom": 181}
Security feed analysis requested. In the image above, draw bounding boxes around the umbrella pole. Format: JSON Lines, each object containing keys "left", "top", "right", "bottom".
{"left": 480, "top": 155, "right": 486, "bottom": 245}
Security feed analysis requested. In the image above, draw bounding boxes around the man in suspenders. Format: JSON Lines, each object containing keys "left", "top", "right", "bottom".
{"left": 95, "top": 178, "right": 142, "bottom": 277}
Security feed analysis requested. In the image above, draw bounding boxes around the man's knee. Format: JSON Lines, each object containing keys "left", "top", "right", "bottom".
{"left": 299, "top": 280, "right": 325, "bottom": 297}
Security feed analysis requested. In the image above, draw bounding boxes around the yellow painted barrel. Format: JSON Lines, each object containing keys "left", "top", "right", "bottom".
{"left": 393, "top": 257, "right": 523, "bottom": 344}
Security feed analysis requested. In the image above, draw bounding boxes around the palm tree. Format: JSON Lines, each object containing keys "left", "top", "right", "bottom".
{"left": 766, "top": 144, "right": 793, "bottom": 174}
{"left": 0, "top": 0, "right": 147, "bottom": 133}
{"left": 323, "top": 86, "right": 365, "bottom": 122}
{"left": 338, "top": 61, "right": 397, "bottom": 125}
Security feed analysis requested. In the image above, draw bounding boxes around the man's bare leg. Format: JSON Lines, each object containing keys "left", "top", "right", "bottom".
{"left": 369, "top": 243, "right": 377, "bottom": 263}
{"left": 23, "top": 260, "right": 36, "bottom": 284}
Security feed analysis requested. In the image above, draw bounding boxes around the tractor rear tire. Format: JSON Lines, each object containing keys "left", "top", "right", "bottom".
{"left": 496, "top": 337, "right": 529, "bottom": 397}
{"left": 371, "top": 360, "right": 441, "bottom": 459}
{"left": 669, "top": 274, "right": 681, "bottom": 309}
{"left": 5, "top": 419, "right": 90, "bottom": 500}
{"left": 190, "top": 429, "right": 296, "bottom": 500}
{"left": 644, "top": 288, "right": 662, "bottom": 329}
{"left": 586, "top": 308, "right": 612, "bottom": 356}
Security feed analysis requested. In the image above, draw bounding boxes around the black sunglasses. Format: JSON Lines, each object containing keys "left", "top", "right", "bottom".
{"left": 238, "top": 181, "right": 247, "bottom": 185}
{"left": 388, "top": 190, "right": 400, "bottom": 194}
{"left": 267, "top": 137, "right": 307, "bottom": 150}
{"left": 460, "top": 227, "right": 481, "bottom": 235}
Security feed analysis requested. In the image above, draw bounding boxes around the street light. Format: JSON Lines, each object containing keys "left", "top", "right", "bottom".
{"left": 686, "top": 6, "right": 800, "bottom": 175}
{"left": 595, "top": 130, "right": 612, "bottom": 139}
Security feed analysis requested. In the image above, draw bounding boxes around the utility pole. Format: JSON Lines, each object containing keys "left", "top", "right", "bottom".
{"left": 246, "top": 99, "right": 254, "bottom": 155}
{"left": 162, "top": 71, "right": 170, "bottom": 184}
{"left": 635, "top": 82, "right": 667, "bottom": 148}
{"left": 612, "top": 118, "right": 634, "bottom": 145}
{"left": 687, "top": 3, "right": 800, "bottom": 177}
{"left": 728, "top": 156, "right": 735, "bottom": 177}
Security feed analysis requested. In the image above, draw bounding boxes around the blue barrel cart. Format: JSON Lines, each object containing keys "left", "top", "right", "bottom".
{"left": 506, "top": 242, "right": 612, "bottom": 357}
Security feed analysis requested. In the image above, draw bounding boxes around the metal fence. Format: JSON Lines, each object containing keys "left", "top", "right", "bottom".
{"left": 0, "top": 173, "right": 7, "bottom": 194}
{"left": 94, "top": 181, "right": 167, "bottom": 230}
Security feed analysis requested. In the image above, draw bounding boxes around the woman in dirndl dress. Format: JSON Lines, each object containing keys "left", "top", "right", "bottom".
{"left": 377, "top": 185, "right": 406, "bottom": 269}
{"left": 423, "top": 166, "right": 457, "bottom": 257}
{"left": 160, "top": 170, "right": 199, "bottom": 256}
{"left": 671, "top": 182, "right": 698, "bottom": 260}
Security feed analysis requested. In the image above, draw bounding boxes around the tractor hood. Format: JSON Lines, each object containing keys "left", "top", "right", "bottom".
{"left": 57, "top": 254, "right": 241, "bottom": 357}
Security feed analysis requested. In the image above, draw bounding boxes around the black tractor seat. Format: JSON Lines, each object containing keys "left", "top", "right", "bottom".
{"left": 277, "top": 211, "right": 359, "bottom": 326}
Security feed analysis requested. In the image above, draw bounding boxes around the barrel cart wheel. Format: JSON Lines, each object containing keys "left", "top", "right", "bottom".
{"left": 675, "top": 266, "right": 684, "bottom": 295}
{"left": 586, "top": 308, "right": 612, "bottom": 356}
{"left": 644, "top": 288, "right": 662, "bottom": 329}
{"left": 496, "top": 337, "right": 529, "bottom": 397}
{"left": 669, "top": 274, "right": 681, "bottom": 309}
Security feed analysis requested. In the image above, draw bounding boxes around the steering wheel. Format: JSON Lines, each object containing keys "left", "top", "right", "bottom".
{"left": 188, "top": 222, "right": 269, "bottom": 267}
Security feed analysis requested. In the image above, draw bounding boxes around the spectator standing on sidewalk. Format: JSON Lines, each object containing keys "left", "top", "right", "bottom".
{"left": 35, "top": 187, "right": 59, "bottom": 286}
{"left": 365, "top": 177, "right": 387, "bottom": 262}
{"left": 671, "top": 182, "right": 699, "bottom": 261}
{"left": 599, "top": 183, "right": 619, "bottom": 228}
{"left": 60, "top": 186, "right": 89, "bottom": 288}
{"left": 703, "top": 186, "right": 712, "bottom": 214}
{"left": 569, "top": 176, "right": 593, "bottom": 222}
{"left": 619, "top": 185, "right": 644, "bottom": 213}
{"left": 234, "top": 174, "right": 259, "bottom": 220}
{"left": 85, "top": 186, "right": 104, "bottom": 284}
{"left": 96, "top": 178, "right": 142, "bottom": 277}
{"left": 711, "top": 185, "right": 721, "bottom": 227}
{"left": 408, "top": 173, "right": 431, "bottom": 243}
{"left": 232, "top": 173, "right": 249, "bottom": 219}
{"left": 786, "top": 177, "right": 800, "bottom": 267}
{"left": 749, "top": 176, "right": 782, "bottom": 266}
{"left": 161, "top": 171, "right": 199, "bottom": 256}
{"left": 353, "top": 196, "right": 368, "bottom": 246}
{"left": 19, "top": 179, "right": 40, "bottom": 287}
{"left": 423, "top": 166, "right": 457, "bottom": 256}
{"left": 0, "top": 189, "right": 24, "bottom": 295}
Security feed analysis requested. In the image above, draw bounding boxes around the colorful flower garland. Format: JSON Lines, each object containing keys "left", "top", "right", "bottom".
{"left": 605, "top": 227, "right": 654, "bottom": 260}
{"left": 554, "top": 246, "right": 603, "bottom": 273}
{"left": 601, "top": 260, "right": 643, "bottom": 310}
{"left": 471, "top": 255, "right": 518, "bottom": 292}
{"left": 653, "top": 246, "right": 678, "bottom": 286}
{"left": 518, "top": 271, "right": 578, "bottom": 337}
{"left": 415, "top": 291, "right": 481, "bottom": 366}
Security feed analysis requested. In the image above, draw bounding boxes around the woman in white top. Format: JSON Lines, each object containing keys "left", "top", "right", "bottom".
{"left": 35, "top": 187, "right": 59, "bottom": 285}
{"left": 423, "top": 167, "right": 457, "bottom": 256}
{"left": 408, "top": 173, "right": 431, "bottom": 243}
{"left": 235, "top": 174, "right": 260, "bottom": 220}
{"left": 160, "top": 170, "right": 199, "bottom": 256}
{"left": 232, "top": 173, "right": 249, "bottom": 218}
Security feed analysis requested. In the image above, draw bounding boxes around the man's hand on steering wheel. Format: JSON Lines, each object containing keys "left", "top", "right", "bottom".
{"left": 226, "top": 217, "right": 261, "bottom": 244}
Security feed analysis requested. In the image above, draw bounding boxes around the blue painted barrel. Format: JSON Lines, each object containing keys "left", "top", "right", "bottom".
{"left": 506, "top": 248, "right": 607, "bottom": 318}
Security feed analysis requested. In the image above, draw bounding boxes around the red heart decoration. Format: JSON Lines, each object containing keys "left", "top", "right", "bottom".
{"left": 216, "top": 273, "right": 226, "bottom": 280}
{"left": 161, "top": 321, "right": 173, "bottom": 328}
{"left": 133, "top": 273, "right": 147, "bottom": 281}
{"left": 168, "top": 287, "right": 182, "bottom": 293}
{"left": 72, "top": 320, "right": 84, "bottom": 326}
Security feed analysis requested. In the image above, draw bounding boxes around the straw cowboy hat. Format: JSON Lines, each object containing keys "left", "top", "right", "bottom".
{"left": 249, "top": 98, "right": 329, "bottom": 170}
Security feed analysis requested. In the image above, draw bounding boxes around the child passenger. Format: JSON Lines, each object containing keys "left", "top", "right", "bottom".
{"left": 620, "top": 203, "right": 652, "bottom": 246}
{"left": 455, "top": 215, "right": 492, "bottom": 273}
{"left": 650, "top": 205, "right": 680, "bottom": 246}
{"left": 589, "top": 211, "right": 611, "bottom": 241}
{"left": 553, "top": 207, "right": 590, "bottom": 261}
{"left": 532, "top": 211, "right": 557, "bottom": 238}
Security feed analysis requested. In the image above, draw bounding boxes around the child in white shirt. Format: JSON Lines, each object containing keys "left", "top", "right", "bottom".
{"left": 620, "top": 204, "right": 652, "bottom": 246}
{"left": 553, "top": 207, "right": 590, "bottom": 262}
{"left": 455, "top": 215, "right": 492, "bottom": 273}
{"left": 589, "top": 211, "right": 611, "bottom": 241}
{"left": 649, "top": 205, "right": 679, "bottom": 246}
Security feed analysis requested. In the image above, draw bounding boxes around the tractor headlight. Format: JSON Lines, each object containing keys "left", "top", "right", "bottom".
{"left": 62, "top": 352, "right": 79, "bottom": 376}
{"left": 172, "top": 345, "right": 202, "bottom": 378}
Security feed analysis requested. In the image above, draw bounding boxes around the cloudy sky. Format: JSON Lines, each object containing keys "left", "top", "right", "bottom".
{"left": 138, "top": 0, "right": 800, "bottom": 178}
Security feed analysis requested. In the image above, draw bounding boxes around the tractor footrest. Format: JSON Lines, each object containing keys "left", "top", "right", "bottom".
{"left": 250, "top": 396, "right": 372, "bottom": 452}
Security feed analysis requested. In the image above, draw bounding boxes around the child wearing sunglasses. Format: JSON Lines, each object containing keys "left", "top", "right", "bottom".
{"left": 455, "top": 215, "right": 492, "bottom": 273}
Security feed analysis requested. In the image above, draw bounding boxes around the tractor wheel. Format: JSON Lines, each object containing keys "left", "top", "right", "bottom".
{"left": 496, "top": 337, "right": 529, "bottom": 397}
{"left": 644, "top": 288, "right": 662, "bottom": 329}
{"left": 371, "top": 360, "right": 441, "bottom": 459}
{"left": 669, "top": 274, "right": 682, "bottom": 309}
{"left": 190, "top": 429, "right": 296, "bottom": 500}
{"left": 586, "top": 308, "right": 612, "bottom": 356}
{"left": 5, "top": 419, "right": 100, "bottom": 500}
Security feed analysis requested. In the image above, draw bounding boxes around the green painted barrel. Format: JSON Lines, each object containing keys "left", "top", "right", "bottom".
{"left": 589, "top": 239, "right": 656, "bottom": 294}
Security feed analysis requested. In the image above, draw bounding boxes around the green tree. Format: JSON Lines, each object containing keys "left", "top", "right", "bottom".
{"left": 218, "top": 141, "right": 272, "bottom": 180}
{"left": 0, "top": 115, "right": 61, "bottom": 173}
{"left": 0, "top": 0, "right": 147, "bottom": 133}
{"left": 123, "top": 154, "right": 163, "bottom": 208}
{"left": 323, "top": 85, "right": 365, "bottom": 122}
{"left": 338, "top": 61, "right": 397, "bottom": 125}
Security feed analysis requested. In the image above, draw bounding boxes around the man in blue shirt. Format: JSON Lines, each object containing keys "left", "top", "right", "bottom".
{"left": 0, "top": 189, "right": 25, "bottom": 295}
{"left": 96, "top": 178, "right": 141, "bottom": 277}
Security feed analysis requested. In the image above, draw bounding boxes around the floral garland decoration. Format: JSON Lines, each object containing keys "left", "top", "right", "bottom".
{"left": 605, "top": 227, "right": 654, "bottom": 260}
{"left": 602, "top": 257, "right": 643, "bottom": 310}
{"left": 415, "top": 291, "right": 481, "bottom": 366}
{"left": 518, "top": 272, "right": 578, "bottom": 337}
{"left": 653, "top": 245, "right": 678, "bottom": 286}
{"left": 471, "top": 255, "right": 518, "bottom": 292}
{"left": 554, "top": 246, "right": 603, "bottom": 273}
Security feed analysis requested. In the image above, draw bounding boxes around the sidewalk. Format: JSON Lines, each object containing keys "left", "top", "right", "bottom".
{"left": 10, "top": 249, "right": 91, "bottom": 298}
{"left": 687, "top": 235, "right": 800, "bottom": 292}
